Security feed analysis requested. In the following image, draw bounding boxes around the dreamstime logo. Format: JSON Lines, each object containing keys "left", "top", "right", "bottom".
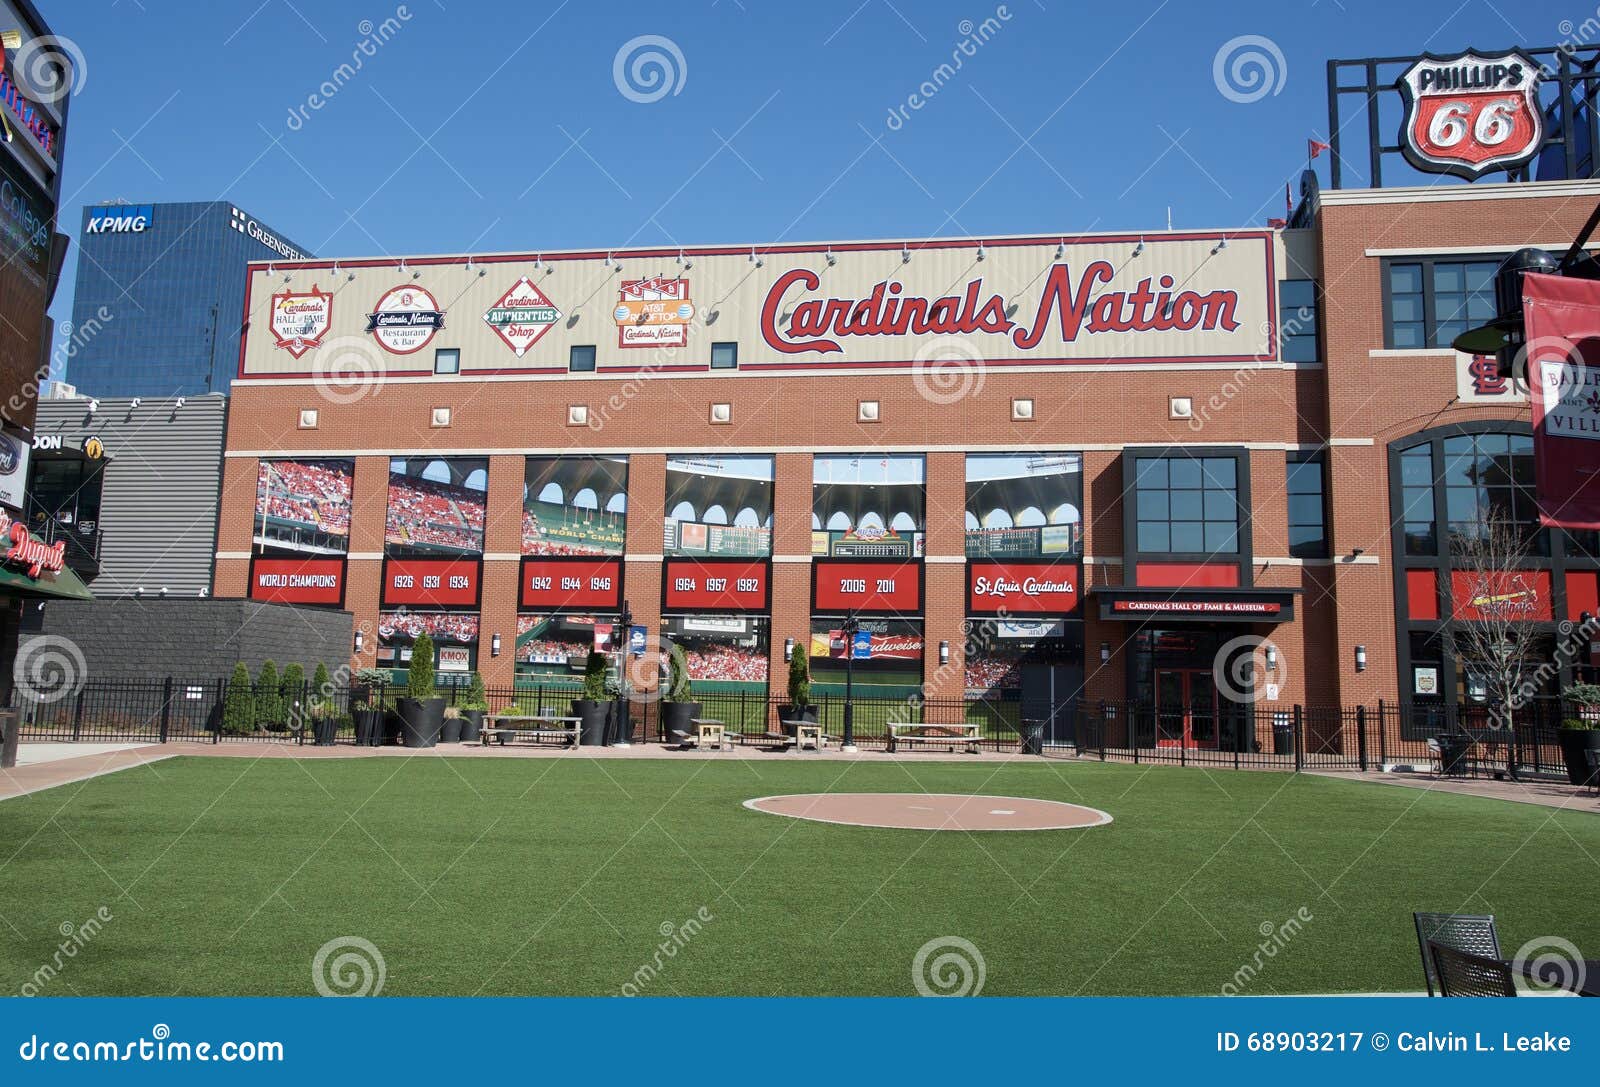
{"left": 1222, "top": 907, "right": 1313, "bottom": 995}
{"left": 13, "top": 636, "right": 87, "bottom": 705}
{"left": 1212, "top": 634, "right": 1282, "bottom": 704}
{"left": 912, "top": 336, "right": 986, "bottom": 404}
{"left": 884, "top": 6, "right": 1014, "bottom": 132}
{"left": 620, "top": 907, "right": 714, "bottom": 995}
{"left": 11, "top": 34, "right": 88, "bottom": 104}
{"left": 624, "top": 632, "right": 686, "bottom": 706}
{"left": 311, "top": 936, "right": 386, "bottom": 997}
{"left": 911, "top": 936, "right": 986, "bottom": 996}
{"left": 612, "top": 35, "right": 687, "bottom": 104}
{"left": 1512, "top": 936, "right": 1586, "bottom": 994}
{"left": 17, "top": 906, "right": 113, "bottom": 996}
{"left": 309, "top": 335, "right": 385, "bottom": 405}
{"left": 285, "top": 7, "right": 414, "bottom": 131}
{"left": 1212, "top": 35, "right": 1287, "bottom": 104}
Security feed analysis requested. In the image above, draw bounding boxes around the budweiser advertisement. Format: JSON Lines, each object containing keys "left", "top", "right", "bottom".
{"left": 812, "top": 560, "right": 922, "bottom": 616}
{"left": 967, "top": 562, "right": 1080, "bottom": 616}
{"left": 662, "top": 558, "right": 769, "bottom": 613}
{"left": 249, "top": 556, "right": 346, "bottom": 606}
{"left": 520, "top": 556, "right": 624, "bottom": 612}
{"left": 1525, "top": 272, "right": 1600, "bottom": 529}
{"left": 382, "top": 557, "right": 482, "bottom": 608}
{"left": 810, "top": 631, "right": 924, "bottom": 660}
{"left": 240, "top": 234, "right": 1276, "bottom": 379}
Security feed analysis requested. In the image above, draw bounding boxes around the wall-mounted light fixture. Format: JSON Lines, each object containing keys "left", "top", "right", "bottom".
{"left": 939, "top": 641, "right": 950, "bottom": 665}
{"left": 492, "top": 633, "right": 502, "bottom": 657}
{"left": 784, "top": 637, "right": 795, "bottom": 662}
{"left": 1100, "top": 641, "right": 1111, "bottom": 665}
{"left": 354, "top": 629, "right": 365, "bottom": 654}
{"left": 1265, "top": 646, "right": 1278, "bottom": 671}
{"left": 1355, "top": 645, "right": 1367, "bottom": 672}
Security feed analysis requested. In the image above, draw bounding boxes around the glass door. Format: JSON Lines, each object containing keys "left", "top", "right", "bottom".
{"left": 1154, "top": 669, "right": 1219, "bottom": 749}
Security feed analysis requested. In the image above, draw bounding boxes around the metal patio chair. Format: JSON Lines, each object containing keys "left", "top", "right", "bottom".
{"left": 1428, "top": 941, "right": 1517, "bottom": 997}
{"left": 1413, "top": 912, "right": 1501, "bottom": 996}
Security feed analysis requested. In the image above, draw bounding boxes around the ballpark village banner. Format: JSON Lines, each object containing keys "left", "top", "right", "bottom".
{"left": 1526, "top": 272, "right": 1600, "bottom": 529}
{"left": 236, "top": 234, "right": 1279, "bottom": 378}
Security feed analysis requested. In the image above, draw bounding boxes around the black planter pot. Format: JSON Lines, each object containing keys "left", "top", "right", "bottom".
{"left": 460, "top": 709, "right": 484, "bottom": 744}
{"left": 353, "top": 707, "right": 384, "bottom": 747}
{"left": 384, "top": 710, "right": 403, "bottom": 746}
{"left": 661, "top": 701, "right": 702, "bottom": 743}
{"left": 1557, "top": 727, "right": 1600, "bottom": 786}
{"left": 575, "top": 700, "right": 611, "bottom": 746}
{"left": 398, "top": 697, "right": 445, "bottom": 748}
{"left": 440, "top": 715, "right": 463, "bottom": 744}
{"left": 312, "top": 717, "right": 338, "bottom": 747}
{"left": 1438, "top": 734, "right": 1472, "bottom": 777}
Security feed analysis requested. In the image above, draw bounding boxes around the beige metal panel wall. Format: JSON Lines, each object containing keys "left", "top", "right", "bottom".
{"left": 237, "top": 231, "right": 1284, "bottom": 379}
{"left": 31, "top": 394, "right": 228, "bottom": 596}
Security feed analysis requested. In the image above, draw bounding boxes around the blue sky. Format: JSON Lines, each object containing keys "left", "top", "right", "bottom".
{"left": 44, "top": 0, "right": 1578, "bottom": 337}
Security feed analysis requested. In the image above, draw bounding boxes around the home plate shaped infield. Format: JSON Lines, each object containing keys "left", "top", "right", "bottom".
{"left": 742, "top": 793, "right": 1112, "bottom": 831}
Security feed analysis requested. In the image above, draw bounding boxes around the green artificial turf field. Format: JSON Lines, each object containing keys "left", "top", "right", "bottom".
{"left": 2, "top": 755, "right": 1595, "bottom": 996}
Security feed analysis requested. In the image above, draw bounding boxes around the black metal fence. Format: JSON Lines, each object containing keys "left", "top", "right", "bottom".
{"left": 5, "top": 678, "right": 1581, "bottom": 781}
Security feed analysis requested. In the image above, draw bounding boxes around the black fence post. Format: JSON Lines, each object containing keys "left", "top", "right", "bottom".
{"left": 159, "top": 677, "right": 173, "bottom": 743}
{"left": 1377, "top": 698, "right": 1387, "bottom": 766}
{"left": 1292, "top": 704, "right": 1304, "bottom": 772}
{"left": 71, "top": 686, "right": 85, "bottom": 742}
{"left": 1356, "top": 705, "right": 1368, "bottom": 771}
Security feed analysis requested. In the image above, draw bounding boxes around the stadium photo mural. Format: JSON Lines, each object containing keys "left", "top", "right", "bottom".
{"left": 812, "top": 454, "right": 926, "bottom": 557}
{"left": 965, "top": 453, "right": 1083, "bottom": 558}
{"left": 808, "top": 618, "right": 923, "bottom": 699}
{"left": 523, "top": 456, "right": 628, "bottom": 556}
{"left": 377, "top": 611, "right": 481, "bottom": 677}
{"left": 664, "top": 456, "right": 774, "bottom": 557}
{"left": 249, "top": 459, "right": 355, "bottom": 606}
{"left": 661, "top": 616, "right": 769, "bottom": 694}
{"left": 386, "top": 457, "right": 489, "bottom": 556}
{"left": 514, "top": 614, "right": 615, "bottom": 684}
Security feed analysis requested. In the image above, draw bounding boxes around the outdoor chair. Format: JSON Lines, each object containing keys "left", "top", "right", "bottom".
{"left": 1428, "top": 941, "right": 1517, "bottom": 997}
{"left": 1414, "top": 912, "right": 1501, "bottom": 996}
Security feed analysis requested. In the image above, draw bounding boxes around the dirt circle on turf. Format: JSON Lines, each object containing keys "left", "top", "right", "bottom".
{"left": 742, "top": 793, "right": 1112, "bottom": 832}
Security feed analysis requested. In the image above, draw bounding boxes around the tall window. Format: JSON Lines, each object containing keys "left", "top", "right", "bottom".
{"left": 1279, "top": 280, "right": 1319, "bottom": 363}
{"left": 1286, "top": 452, "right": 1328, "bottom": 558}
{"left": 1441, "top": 432, "right": 1541, "bottom": 553}
{"left": 1133, "top": 456, "right": 1238, "bottom": 554}
{"left": 1384, "top": 257, "right": 1499, "bottom": 349}
{"left": 1399, "top": 444, "right": 1436, "bottom": 556}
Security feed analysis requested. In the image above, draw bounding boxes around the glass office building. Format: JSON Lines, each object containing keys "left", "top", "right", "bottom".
{"left": 63, "top": 202, "right": 314, "bottom": 397}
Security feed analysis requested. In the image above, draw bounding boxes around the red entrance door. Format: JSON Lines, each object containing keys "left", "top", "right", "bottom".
{"left": 1155, "top": 669, "right": 1218, "bottom": 749}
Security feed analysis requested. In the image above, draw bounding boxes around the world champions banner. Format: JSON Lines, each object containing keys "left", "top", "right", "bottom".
{"left": 1526, "top": 272, "right": 1600, "bottom": 529}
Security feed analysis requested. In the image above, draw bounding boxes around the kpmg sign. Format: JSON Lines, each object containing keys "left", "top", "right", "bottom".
{"left": 85, "top": 204, "right": 153, "bottom": 234}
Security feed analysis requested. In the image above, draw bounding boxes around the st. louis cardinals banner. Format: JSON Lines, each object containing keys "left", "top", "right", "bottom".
{"left": 1526, "top": 272, "right": 1600, "bottom": 529}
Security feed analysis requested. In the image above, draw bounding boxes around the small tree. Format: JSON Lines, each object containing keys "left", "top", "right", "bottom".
{"left": 582, "top": 651, "right": 609, "bottom": 701}
{"left": 280, "top": 663, "right": 306, "bottom": 732}
{"left": 311, "top": 662, "right": 332, "bottom": 706}
{"left": 223, "top": 661, "right": 255, "bottom": 735}
{"left": 407, "top": 632, "right": 436, "bottom": 700}
{"left": 464, "top": 669, "right": 488, "bottom": 711}
{"left": 663, "top": 642, "right": 691, "bottom": 703}
{"left": 255, "top": 660, "right": 282, "bottom": 728}
{"left": 1451, "top": 517, "right": 1546, "bottom": 729}
{"left": 787, "top": 644, "right": 811, "bottom": 708}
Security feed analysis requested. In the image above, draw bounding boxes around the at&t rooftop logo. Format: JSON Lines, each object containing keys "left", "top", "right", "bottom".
{"left": 85, "top": 205, "right": 152, "bottom": 234}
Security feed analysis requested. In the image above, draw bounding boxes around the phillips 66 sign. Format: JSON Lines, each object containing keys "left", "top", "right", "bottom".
{"left": 1398, "top": 50, "right": 1544, "bottom": 179}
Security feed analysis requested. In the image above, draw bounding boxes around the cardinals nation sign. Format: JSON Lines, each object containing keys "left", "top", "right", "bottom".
{"left": 1397, "top": 50, "right": 1544, "bottom": 179}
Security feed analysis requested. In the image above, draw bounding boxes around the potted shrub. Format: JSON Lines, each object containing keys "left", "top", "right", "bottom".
{"left": 397, "top": 632, "right": 445, "bottom": 748}
{"left": 660, "top": 645, "right": 701, "bottom": 744}
{"left": 255, "top": 660, "right": 283, "bottom": 732}
{"left": 1558, "top": 682, "right": 1600, "bottom": 786}
{"left": 441, "top": 705, "right": 464, "bottom": 744}
{"left": 777, "top": 646, "right": 817, "bottom": 733}
{"left": 459, "top": 671, "right": 488, "bottom": 743}
{"left": 223, "top": 661, "right": 255, "bottom": 736}
{"left": 352, "top": 666, "right": 388, "bottom": 707}
{"left": 351, "top": 667, "right": 387, "bottom": 746}
{"left": 308, "top": 701, "right": 338, "bottom": 746}
{"left": 573, "top": 651, "right": 611, "bottom": 746}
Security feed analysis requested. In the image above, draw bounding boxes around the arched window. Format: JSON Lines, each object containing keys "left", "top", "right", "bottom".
{"left": 965, "top": 512, "right": 980, "bottom": 531}
{"left": 1048, "top": 503, "right": 1080, "bottom": 525}
{"left": 1015, "top": 506, "right": 1046, "bottom": 527}
{"left": 669, "top": 501, "right": 697, "bottom": 522}
{"left": 890, "top": 511, "right": 917, "bottom": 532}
{"left": 572, "top": 487, "right": 599, "bottom": 511}
{"left": 983, "top": 508, "right": 1014, "bottom": 529}
{"left": 462, "top": 468, "right": 488, "bottom": 492}
{"left": 606, "top": 492, "right": 626, "bottom": 513}
{"left": 734, "top": 506, "right": 761, "bottom": 528}
{"left": 703, "top": 504, "right": 729, "bottom": 525}
{"left": 826, "top": 511, "right": 851, "bottom": 531}
{"left": 537, "top": 483, "right": 564, "bottom": 505}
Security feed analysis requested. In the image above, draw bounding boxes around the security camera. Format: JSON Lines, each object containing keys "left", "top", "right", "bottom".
{"left": 130, "top": 397, "right": 141, "bottom": 409}
{"left": 175, "top": 397, "right": 185, "bottom": 409}
{"left": 159, "top": 586, "right": 168, "bottom": 596}
{"left": 133, "top": 586, "right": 143, "bottom": 596}
{"left": 87, "top": 400, "right": 98, "bottom": 414}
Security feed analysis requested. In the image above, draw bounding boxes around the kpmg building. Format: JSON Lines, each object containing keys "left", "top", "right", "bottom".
{"left": 64, "top": 201, "right": 313, "bottom": 397}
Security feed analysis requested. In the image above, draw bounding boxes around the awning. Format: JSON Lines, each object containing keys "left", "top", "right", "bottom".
{"left": 1093, "top": 585, "right": 1298, "bottom": 623}
{"left": 0, "top": 561, "right": 94, "bottom": 601}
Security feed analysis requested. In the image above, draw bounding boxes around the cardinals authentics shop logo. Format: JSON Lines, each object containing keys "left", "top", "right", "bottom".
{"left": 365, "top": 286, "right": 446, "bottom": 354}
{"left": 484, "top": 277, "right": 561, "bottom": 357}
{"left": 1397, "top": 50, "right": 1544, "bottom": 179}
{"left": 613, "top": 276, "right": 694, "bottom": 348}
{"left": 269, "top": 284, "right": 333, "bottom": 358}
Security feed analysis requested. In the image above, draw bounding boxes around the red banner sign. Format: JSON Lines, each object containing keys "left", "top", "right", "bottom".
{"left": 520, "top": 557, "right": 623, "bottom": 611}
{"left": 1450, "top": 570, "right": 1552, "bottom": 622}
{"left": 967, "top": 562, "right": 1079, "bottom": 615}
{"left": 663, "top": 559, "right": 769, "bottom": 612}
{"left": 250, "top": 556, "right": 346, "bottom": 606}
{"left": 382, "top": 557, "right": 481, "bottom": 608}
{"left": 812, "top": 560, "right": 922, "bottom": 615}
{"left": 1526, "top": 272, "right": 1600, "bottom": 529}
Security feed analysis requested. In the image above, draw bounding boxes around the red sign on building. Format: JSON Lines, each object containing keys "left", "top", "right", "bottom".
{"left": 250, "top": 556, "right": 346, "bottom": 606}
{"left": 382, "top": 557, "right": 482, "bottom": 608}
{"left": 662, "top": 559, "right": 769, "bottom": 613}
{"left": 1450, "top": 570, "right": 1552, "bottom": 622}
{"left": 967, "top": 562, "right": 1080, "bottom": 615}
{"left": 812, "top": 560, "right": 922, "bottom": 615}
{"left": 520, "top": 557, "right": 624, "bottom": 612}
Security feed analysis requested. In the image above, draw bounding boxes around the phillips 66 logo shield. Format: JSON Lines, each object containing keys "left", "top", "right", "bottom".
{"left": 1397, "top": 50, "right": 1544, "bottom": 179}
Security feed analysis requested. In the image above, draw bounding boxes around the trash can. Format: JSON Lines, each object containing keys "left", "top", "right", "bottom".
{"left": 0, "top": 708, "right": 19, "bottom": 770}
{"left": 1438, "top": 734, "right": 1472, "bottom": 777}
{"left": 1019, "top": 718, "right": 1045, "bottom": 756}
{"left": 1271, "top": 716, "right": 1294, "bottom": 756}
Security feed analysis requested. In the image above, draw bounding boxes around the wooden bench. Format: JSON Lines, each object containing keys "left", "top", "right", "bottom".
{"left": 886, "top": 722, "right": 982, "bottom": 754}
{"left": 671, "top": 719, "right": 728, "bottom": 750}
{"left": 482, "top": 714, "right": 581, "bottom": 748}
{"left": 767, "top": 721, "right": 826, "bottom": 751}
